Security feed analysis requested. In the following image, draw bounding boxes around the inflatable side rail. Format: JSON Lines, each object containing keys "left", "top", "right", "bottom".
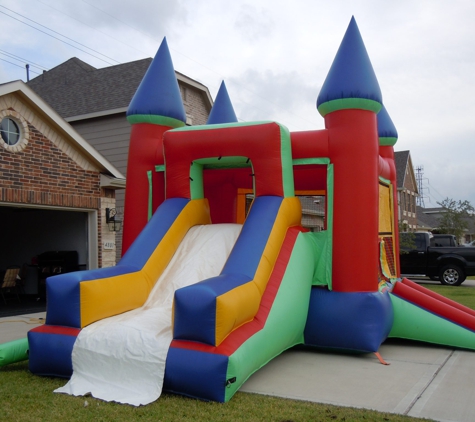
{"left": 389, "top": 277, "right": 475, "bottom": 350}
{"left": 173, "top": 196, "right": 302, "bottom": 346}
{"left": 0, "top": 338, "right": 29, "bottom": 367}
{"left": 44, "top": 198, "right": 211, "bottom": 329}
{"left": 28, "top": 198, "right": 211, "bottom": 377}
{"left": 165, "top": 225, "right": 316, "bottom": 402}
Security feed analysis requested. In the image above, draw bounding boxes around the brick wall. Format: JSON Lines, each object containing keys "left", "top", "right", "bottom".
{"left": 0, "top": 123, "right": 102, "bottom": 206}
{"left": 0, "top": 101, "right": 113, "bottom": 267}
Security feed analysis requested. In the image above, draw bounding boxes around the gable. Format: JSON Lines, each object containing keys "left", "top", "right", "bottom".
{"left": 0, "top": 81, "right": 124, "bottom": 181}
{"left": 394, "top": 150, "right": 418, "bottom": 195}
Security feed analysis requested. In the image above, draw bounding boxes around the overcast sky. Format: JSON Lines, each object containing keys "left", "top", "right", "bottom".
{"left": 0, "top": 0, "right": 474, "bottom": 207}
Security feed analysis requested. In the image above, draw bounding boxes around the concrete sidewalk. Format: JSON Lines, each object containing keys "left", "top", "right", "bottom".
{"left": 0, "top": 311, "right": 45, "bottom": 343}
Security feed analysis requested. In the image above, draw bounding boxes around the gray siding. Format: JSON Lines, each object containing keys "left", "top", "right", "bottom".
{"left": 70, "top": 113, "right": 131, "bottom": 176}
{"left": 70, "top": 113, "right": 130, "bottom": 261}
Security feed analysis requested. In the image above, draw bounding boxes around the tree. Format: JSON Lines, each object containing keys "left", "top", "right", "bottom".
{"left": 436, "top": 198, "right": 475, "bottom": 240}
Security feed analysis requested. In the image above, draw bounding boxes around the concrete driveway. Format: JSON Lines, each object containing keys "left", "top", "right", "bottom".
{"left": 242, "top": 278, "right": 475, "bottom": 422}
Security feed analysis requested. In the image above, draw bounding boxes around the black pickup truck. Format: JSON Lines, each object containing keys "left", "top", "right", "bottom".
{"left": 400, "top": 232, "right": 475, "bottom": 285}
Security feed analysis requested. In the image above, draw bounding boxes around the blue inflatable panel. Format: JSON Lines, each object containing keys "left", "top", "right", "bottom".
{"left": 317, "top": 17, "right": 382, "bottom": 108}
{"left": 45, "top": 275, "right": 81, "bottom": 328}
{"left": 207, "top": 81, "right": 238, "bottom": 124}
{"left": 28, "top": 330, "right": 77, "bottom": 378}
{"left": 304, "top": 288, "right": 394, "bottom": 353}
{"left": 222, "top": 196, "right": 282, "bottom": 277}
{"left": 164, "top": 348, "right": 229, "bottom": 402}
{"left": 126, "top": 37, "right": 186, "bottom": 123}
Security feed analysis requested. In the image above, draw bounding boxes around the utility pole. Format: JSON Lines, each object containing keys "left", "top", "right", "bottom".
{"left": 415, "top": 165, "right": 427, "bottom": 207}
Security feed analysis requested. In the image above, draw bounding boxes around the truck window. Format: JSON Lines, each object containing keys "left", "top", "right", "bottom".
{"left": 430, "top": 236, "right": 453, "bottom": 247}
{"left": 414, "top": 235, "right": 425, "bottom": 250}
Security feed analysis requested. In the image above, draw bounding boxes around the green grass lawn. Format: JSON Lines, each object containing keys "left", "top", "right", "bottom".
{"left": 1, "top": 359, "right": 431, "bottom": 422}
{"left": 7, "top": 278, "right": 475, "bottom": 421}
{"left": 423, "top": 276, "right": 475, "bottom": 309}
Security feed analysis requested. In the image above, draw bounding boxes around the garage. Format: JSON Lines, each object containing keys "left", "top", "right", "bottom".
{"left": 0, "top": 81, "right": 125, "bottom": 311}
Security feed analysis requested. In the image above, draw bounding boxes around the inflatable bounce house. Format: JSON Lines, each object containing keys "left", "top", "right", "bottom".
{"left": 3, "top": 17, "right": 475, "bottom": 405}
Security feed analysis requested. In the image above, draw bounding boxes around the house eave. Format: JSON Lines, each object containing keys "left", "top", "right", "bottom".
{"left": 66, "top": 107, "right": 128, "bottom": 122}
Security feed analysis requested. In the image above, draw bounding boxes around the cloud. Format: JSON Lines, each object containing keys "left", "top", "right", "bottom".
{"left": 228, "top": 68, "right": 320, "bottom": 127}
{"left": 0, "top": 0, "right": 473, "bottom": 205}
{"left": 234, "top": 4, "right": 275, "bottom": 42}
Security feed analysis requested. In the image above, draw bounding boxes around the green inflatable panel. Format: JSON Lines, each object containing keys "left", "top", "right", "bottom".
{"left": 389, "top": 295, "right": 475, "bottom": 350}
{"left": 0, "top": 338, "right": 29, "bottom": 367}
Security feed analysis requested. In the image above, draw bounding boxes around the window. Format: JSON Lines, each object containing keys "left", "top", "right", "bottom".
{"left": 0, "top": 110, "right": 30, "bottom": 152}
{"left": 0, "top": 117, "right": 20, "bottom": 145}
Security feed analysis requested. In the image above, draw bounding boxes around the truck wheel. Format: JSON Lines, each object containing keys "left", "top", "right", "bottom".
{"left": 439, "top": 265, "right": 465, "bottom": 286}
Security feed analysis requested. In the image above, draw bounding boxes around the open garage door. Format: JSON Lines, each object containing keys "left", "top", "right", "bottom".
{"left": 0, "top": 206, "right": 93, "bottom": 296}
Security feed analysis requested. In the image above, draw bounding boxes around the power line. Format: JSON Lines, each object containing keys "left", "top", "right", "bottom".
{"left": 427, "top": 180, "right": 447, "bottom": 204}
{"left": 0, "top": 57, "right": 41, "bottom": 76}
{"left": 0, "top": 49, "right": 47, "bottom": 72}
{"left": 0, "top": 6, "right": 119, "bottom": 66}
{"left": 36, "top": 0, "right": 147, "bottom": 59}
{"left": 2, "top": 2, "right": 319, "bottom": 131}
{"left": 48, "top": 0, "right": 320, "bottom": 130}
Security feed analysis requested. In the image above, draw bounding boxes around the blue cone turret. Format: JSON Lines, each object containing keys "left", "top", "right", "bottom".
{"left": 207, "top": 81, "right": 238, "bottom": 124}
{"left": 377, "top": 105, "right": 398, "bottom": 147}
{"left": 127, "top": 37, "right": 186, "bottom": 128}
{"left": 317, "top": 16, "right": 382, "bottom": 117}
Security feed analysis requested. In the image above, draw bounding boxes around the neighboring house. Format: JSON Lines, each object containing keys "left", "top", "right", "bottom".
{"left": 395, "top": 150, "right": 419, "bottom": 231}
{"left": 299, "top": 196, "right": 326, "bottom": 232}
{"left": 416, "top": 206, "right": 475, "bottom": 244}
{"left": 416, "top": 206, "right": 440, "bottom": 232}
{"left": 27, "top": 57, "right": 213, "bottom": 260}
{"left": 0, "top": 80, "right": 125, "bottom": 295}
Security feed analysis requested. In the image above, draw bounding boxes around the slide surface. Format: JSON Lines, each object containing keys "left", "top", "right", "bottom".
{"left": 56, "top": 224, "right": 242, "bottom": 405}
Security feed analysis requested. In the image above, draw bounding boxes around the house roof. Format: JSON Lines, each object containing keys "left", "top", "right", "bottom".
{"left": 394, "top": 150, "right": 410, "bottom": 189}
{"left": 416, "top": 206, "right": 440, "bottom": 229}
{"left": 27, "top": 57, "right": 213, "bottom": 121}
{"left": 0, "top": 80, "right": 125, "bottom": 184}
{"left": 416, "top": 206, "right": 475, "bottom": 234}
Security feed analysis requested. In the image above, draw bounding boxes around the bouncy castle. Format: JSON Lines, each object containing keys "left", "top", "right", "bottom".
{"left": 4, "top": 17, "right": 475, "bottom": 405}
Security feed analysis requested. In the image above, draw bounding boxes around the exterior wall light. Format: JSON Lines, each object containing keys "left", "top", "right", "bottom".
{"left": 106, "top": 208, "right": 122, "bottom": 232}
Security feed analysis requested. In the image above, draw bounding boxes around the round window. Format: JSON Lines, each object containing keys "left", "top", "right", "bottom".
{"left": 0, "top": 110, "right": 30, "bottom": 152}
{"left": 0, "top": 117, "right": 21, "bottom": 146}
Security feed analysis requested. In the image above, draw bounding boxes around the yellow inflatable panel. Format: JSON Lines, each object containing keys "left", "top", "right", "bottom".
{"left": 379, "top": 184, "right": 392, "bottom": 234}
{"left": 80, "top": 199, "right": 211, "bottom": 328}
{"left": 215, "top": 282, "right": 261, "bottom": 345}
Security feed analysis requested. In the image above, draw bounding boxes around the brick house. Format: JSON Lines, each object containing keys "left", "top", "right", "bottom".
{"left": 0, "top": 80, "right": 125, "bottom": 295}
{"left": 27, "top": 57, "right": 213, "bottom": 259}
{"left": 395, "top": 150, "right": 419, "bottom": 231}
